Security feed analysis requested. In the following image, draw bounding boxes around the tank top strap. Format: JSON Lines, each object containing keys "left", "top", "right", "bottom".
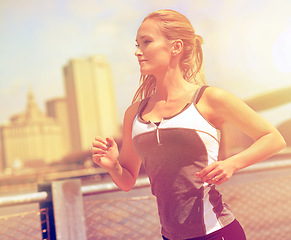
{"left": 191, "top": 85, "right": 209, "bottom": 104}
{"left": 136, "top": 97, "right": 150, "bottom": 115}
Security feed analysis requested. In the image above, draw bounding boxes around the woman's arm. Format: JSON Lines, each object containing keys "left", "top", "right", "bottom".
{"left": 92, "top": 102, "right": 142, "bottom": 191}
{"left": 195, "top": 87, "right": 286, "bottom": 185}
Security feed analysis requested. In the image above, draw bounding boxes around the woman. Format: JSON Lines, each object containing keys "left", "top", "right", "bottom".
{"left": 91, "top": 9, "right": 286, "bottom": 240}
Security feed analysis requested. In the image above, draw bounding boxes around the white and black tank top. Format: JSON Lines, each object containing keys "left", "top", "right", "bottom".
{"left": 132, "top": 86, "right": 235, "bottom": 240}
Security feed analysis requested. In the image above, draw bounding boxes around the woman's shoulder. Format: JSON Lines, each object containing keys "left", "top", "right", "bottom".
{"left": 203, "top": 86, "right": 226, "bottom": 98}
{"left": 129, "top": 100, "right": 141, "bottom": 109}
{"left": 199, "top": 86, "right": 245, "bottom": 128}
{"left": 125, "top": 101, "right": 140, "bottom": 117}
{"left": 202, "top": 86, "right": 239, "bottom": 108}
{"left": 123, "top": 99, "right": 146, "bottom": 123}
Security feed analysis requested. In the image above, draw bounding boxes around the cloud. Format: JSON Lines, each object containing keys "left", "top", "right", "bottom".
{"left": 140, "top": 0, "right": 186, "bottom": 11}
{"left": 95, "top": 22, "right": 120, "bottom": 36}
{"left": 0, "top": 79, "right": 25, "bottom": 95}
{"left": 67, "top": 0, "right": 104, "bottom": 18}
{"left": 0, "top": 0, "right": 57, "bottom": 24}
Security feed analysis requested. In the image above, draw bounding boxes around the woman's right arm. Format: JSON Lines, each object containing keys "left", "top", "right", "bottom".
{"left": 91, "top": 102, "right": 142, "bottom": 191}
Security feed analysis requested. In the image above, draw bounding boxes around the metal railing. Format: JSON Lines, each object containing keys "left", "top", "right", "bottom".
{"left": 0, "top": 176, "right": 150, "bottom": 208}
{"left": 1, "top": 159, "right": 290, "bottom": 208}
{"left": 0, "top": 159, "right": 291, "bottom": 240}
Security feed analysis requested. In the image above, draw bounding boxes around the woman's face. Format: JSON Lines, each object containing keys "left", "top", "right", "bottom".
{"left": 135, "top": 19, "right": 172, "bottom": 76}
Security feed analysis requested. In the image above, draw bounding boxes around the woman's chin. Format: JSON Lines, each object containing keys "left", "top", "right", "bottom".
{"left": 139, "top": 68, "right": 151, "bottom": 75}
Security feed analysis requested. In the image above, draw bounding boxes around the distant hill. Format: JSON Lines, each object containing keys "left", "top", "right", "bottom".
{"left": 244, "top": 86, "right": 291, "bottom": 111}
{"left": 244, "top": 86, "right": 291, "bottom": 148}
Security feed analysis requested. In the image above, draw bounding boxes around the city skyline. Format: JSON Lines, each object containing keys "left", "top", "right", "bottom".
{"left": 1, "top": 0, "right": 291, "bottom": 128}
{"left": 0, "top": 54, "right": 120, "bottom": 170}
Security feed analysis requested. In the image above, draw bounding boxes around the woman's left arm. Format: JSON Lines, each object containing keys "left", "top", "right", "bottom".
{"left": 195, "top": 87, "right": 286, "bottom": 185}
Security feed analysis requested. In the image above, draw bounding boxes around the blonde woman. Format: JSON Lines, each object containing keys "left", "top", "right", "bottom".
{"left": 92, "top": 10, "right": 286, "bottom": 240}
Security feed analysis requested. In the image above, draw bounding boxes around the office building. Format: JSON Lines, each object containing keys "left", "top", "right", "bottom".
{"left": 63, "top": 55, "right": 120, "bottom": 152}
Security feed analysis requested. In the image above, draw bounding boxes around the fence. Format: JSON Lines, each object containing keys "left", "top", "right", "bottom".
{"left": 0, "top": 159, "right": 291, "bottom": 240}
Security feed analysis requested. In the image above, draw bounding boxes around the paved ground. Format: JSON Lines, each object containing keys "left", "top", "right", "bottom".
{"left": 1, "top": 164, "right": 291, "bottom": 240}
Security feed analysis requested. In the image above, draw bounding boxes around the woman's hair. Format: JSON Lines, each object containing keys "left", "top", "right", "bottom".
{"left": 132, "top": 9, "right": 206, "bottom": 103}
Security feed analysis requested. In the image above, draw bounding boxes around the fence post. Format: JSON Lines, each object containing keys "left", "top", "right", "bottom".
{"left": 52, "top": 178, "right": 87, "bottom": 240}
{"left": 38, "top": 182, "right": 56, "bottom": 240}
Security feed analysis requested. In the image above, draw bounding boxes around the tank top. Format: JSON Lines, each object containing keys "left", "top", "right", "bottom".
{"left": 131, "top": 86, "right": 235, "bottom": 240}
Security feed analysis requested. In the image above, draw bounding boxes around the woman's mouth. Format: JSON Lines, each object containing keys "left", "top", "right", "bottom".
{"left": 138, "top": 59, "right": 147, "bottom": 64}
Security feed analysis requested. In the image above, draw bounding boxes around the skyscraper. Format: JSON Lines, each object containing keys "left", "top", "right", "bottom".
{"left": 63, "top": 55, "right": 120, "bottom": 152}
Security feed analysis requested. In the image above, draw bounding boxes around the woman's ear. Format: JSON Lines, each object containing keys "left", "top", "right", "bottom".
{"left": 172, "top": 39, "right": 183, "bottom": 56}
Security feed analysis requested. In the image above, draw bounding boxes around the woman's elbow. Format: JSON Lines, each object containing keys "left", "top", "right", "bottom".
{"left": 274, "top": 132, "right": 287, "bottom": 152}
{"left": 112, "top": 179, "right": 135, "bottom": 192}
{"left": 123, "top": 187, "right": 132, "bottom": 192}
{"left": 121, "top": 183, "right": 134, "bottom": 192}
{"left": 118, "top": 178, "right": 137, "bottom": 192}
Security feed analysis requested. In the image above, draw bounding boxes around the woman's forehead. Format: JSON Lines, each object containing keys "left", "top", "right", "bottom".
{"left": 136, "top": 19, "right": 162, "bottom": 40}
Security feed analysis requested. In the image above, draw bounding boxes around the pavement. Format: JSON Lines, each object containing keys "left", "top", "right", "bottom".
{"left": 1, "top": 163, "right": 291, "bottom": 240}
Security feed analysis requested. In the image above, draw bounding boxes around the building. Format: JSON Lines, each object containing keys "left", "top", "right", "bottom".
{"left": 63, "top": 55, "right": 120, "bottom": 152}
{"left": 46, "top": 97, "right": 71, "bottom": 155}
{"left": 0, "top": 91, "right": 66, "bottom": 169}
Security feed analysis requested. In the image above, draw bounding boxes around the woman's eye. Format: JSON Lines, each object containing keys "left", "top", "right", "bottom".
{"left": 135, "top": 40, "right": 151, "bottom": 48}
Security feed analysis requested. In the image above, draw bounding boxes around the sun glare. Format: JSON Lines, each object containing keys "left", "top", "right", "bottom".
{"left": 272, "top": 26, "right": 291, "bottom": 73}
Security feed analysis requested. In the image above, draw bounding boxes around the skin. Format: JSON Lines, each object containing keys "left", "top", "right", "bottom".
{"left": 91, "top": 19, "right": 286, "bottom": 191}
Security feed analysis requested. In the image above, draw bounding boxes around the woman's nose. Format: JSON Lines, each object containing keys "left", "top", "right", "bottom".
{"left": 135, "top": 47, "right": 142, "bottom": 56}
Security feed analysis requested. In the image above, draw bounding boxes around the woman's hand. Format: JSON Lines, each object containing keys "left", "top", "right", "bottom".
{"left": 195, "top": 160, "right": 236, "bottom": 185}
{"left": 91, "top": 137, "right": 119, "bottom": 172}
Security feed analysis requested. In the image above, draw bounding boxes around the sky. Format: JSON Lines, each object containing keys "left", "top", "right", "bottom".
{"left": 0, "top": 0, "right": 291, "bottom": 126}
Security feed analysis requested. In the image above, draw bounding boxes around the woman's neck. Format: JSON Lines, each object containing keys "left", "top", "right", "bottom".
{"left": 154, "top": 68, "right": 197, "bottom": 102}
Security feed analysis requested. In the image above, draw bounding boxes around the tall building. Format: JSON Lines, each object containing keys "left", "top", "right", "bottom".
{"left": 46, "top": 97, "right": 71, "bottom": 155}
{"left": 63, "top": 55, "right": 120, "bottom": 152}
{"left": 0, "top": 91, "right": 66, "bottom": 169}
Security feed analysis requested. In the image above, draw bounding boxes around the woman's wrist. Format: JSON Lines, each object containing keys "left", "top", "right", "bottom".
{"left": 223, "top": 157, "right": 241, "bottom": 174}
{"left": 107, "top": 160, "right": 122, "bottom": 176}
